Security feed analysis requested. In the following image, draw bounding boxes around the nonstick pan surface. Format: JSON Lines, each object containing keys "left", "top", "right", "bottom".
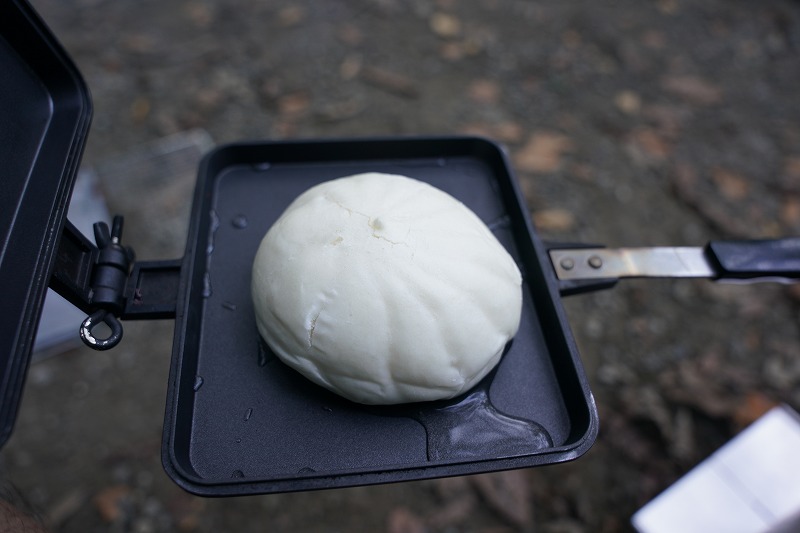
{"left": 163, "top": 137, "right": 597, "bottom": 495}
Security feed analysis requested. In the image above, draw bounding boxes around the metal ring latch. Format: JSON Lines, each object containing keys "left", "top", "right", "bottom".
{"left": 79, "top": 309, "right": 123, "bottom": 350}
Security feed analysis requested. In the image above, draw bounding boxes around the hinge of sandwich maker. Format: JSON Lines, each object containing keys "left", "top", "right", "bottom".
{"left": 49, "top": 216, "right": 181, "bottom": 350}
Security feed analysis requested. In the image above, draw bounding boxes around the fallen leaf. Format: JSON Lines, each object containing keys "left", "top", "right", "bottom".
{"left": 439, "top": 42, "right": 466, "bottom": 61}
{"left": 121, "top": 33, "right": 156, "bottom": 53}
{"left": 425, "top": 476, "right": 477, "bottom": 529}
{"left": 642, "top": 104, "right": 688, "bottom": 138}
{"left": 183, "top": 3, "right": 213, "bottom": 28}
{"left": 493, "top": 122, "right": 524, "bottom": 143}
{"left": 278, "top": 5, "right": 307, "bottom": 27}
{"left": 339, "top": 54, "right": 363, "bottom": 80}
{"left": 272, "top": 120, "right": 298, "bottom": 138}
{"left": 168, "top": 492, "right": 208, "bottom": 533}
{"left": 130, "top": 97, "right": 151, "bottom": 123}
{"left": 514, "top": 131, "right": 573, "bottom": 173}
{"left": 45, "top": 489, "right": 87, "bottom": 529}
{"left": 178, "top": 514, "right": 200, "bottom": 532}
{"left": 471, "top": 471, "right": 533, "bottom": 528}
{"left": 539, "top": 518, "right": 585, "bottom": 533}
{"left": 337, "top": 23, "right": 363, "bottom": 46}
{"left": 459, "top": 123, "right": 493, "bottom": 137}
{"left": 629, "top": 128, "right": 671, "bottom": 161}
{"left": 669, "top": 163, "right": 754, "bottom": 237}
{"left": 561, "top": 28, "right": 582, "bottom": 49}
{"left": 430, "top": 12, "right": 461, "bottom": 38}
{"left": 387, "top": 507, "right": 426, "bottom": 533}
{"left": 425, "top": 494, "right": 476, "bottom": 530}
{"left": 621, "top": 385, "right": 675, "bottom": 443}
{"left": 569, "top": 162, "right": 594, "bottom": 182}
{"left": 658, "top": 354, "right": 755, "bottom": 420}
{"left": 446, "top": 37, "right": 483, "bottom": 60}
{"left": 315, "top": 98, "right": 365, "bottom": 122}
{"left": 661, "top": 75, "right": 723, "bottom": 105}
{"left": 641, "top": 29, "right": 666, "bottom": 49}
{"left": 671, "top": 161, "right": 698, "bottom": 194}
{"left": 789, "top": 283, "right": 800, "bottom": 303}
{"left": 784, "top": 155, "right": 800, "bottom": 179}
{"left": 277, "top": 92, "right": 311, "bottom": 116}
{"left": 733, "top": 391, "right": 778, "bottom": 429}
{"left": 259, "top": 78, "right": 282, "bottom": 101}
{"left": 711, "top": 167, "right": 749, "bottom": 201}
{"left": 360, "top": 66, "right": 420, "bottom": 98}
{"left": 468, "top": 79, "right": 501, "bottom": 105}
{"left": 432, "top": 476, "right": 472, "bottom": 501}
{"left": 780, "top": 196, "right": 800, "bottom": 228}
{"left": 615, "top": 90, "right": 641, "bottom": 115}
{"left": 193, "top": 88, "right": 224, "bottom": 111}
{"left": 459, "top": 121, "right": 524, "bottom": 144}
{"left": 92, "top": 485, "right": 131, "bottom": 523}
{"left": 532, "top": 208, "right": 576, "bottom": 232}
{"left": 657, "top": 0, "right": 679, "bottom": 15}
{"left": 602, "top": 408, "right": 664, "bottom": 464}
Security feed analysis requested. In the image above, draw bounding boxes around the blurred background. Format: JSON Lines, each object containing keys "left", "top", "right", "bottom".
{"left": 4, "top": 0, "right": 800, "bottom": 531}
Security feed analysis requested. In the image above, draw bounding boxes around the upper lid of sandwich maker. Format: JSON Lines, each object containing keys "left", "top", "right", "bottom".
{"left": 0, "top": 0, "right": 92, "bottom": 446}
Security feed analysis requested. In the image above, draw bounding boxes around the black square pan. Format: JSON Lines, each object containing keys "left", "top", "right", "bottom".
{"left": 163, "top": 137, "right": 598, "bottom": 496}
{"left": 0, "top": 0, "right": 92, "bottom": 447}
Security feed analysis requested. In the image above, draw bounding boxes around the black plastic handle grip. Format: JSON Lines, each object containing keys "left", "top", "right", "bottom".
{"left": 706, "top": 238, "right": 800, "bottom": 280}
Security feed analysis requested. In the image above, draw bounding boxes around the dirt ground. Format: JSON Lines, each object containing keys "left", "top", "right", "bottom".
{"left": 4, "top": 0, "right": 800, "bottom": 531}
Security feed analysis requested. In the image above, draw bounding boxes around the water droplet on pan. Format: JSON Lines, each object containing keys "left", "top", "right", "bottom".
{"left": 231, "top": 470, "right": 245, "bottom": 478}
{"left": 207, "top": 210, "right": 220, "bottom": 255}
{"left": 222, "top": 301, "right": 237, "bottom": 311}
{"left": 376, "top": 360, "right": 553, "bottom": 462}
{"left": 231, "top": 215, "right": 248, "bottom": 229}
{"left": 410, "top": 386, "right": 553, "bottom": 461}
{"left": 244, "top": 407, "right": 253, "bottom": 421}
{"left": 193, "top": 376, "right": 204, "bottom": 392}
{"left": 202, "top": 272, "right": 212, "bottom": 298}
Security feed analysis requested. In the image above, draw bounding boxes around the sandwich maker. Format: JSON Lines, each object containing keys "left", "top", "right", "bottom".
{"left": 3, "top": 0, "right": 797, "bottom": 496}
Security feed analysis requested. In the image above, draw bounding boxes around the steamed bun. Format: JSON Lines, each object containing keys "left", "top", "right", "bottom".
{"left": 251, "top": 172, "right": 522, "bottom": 405}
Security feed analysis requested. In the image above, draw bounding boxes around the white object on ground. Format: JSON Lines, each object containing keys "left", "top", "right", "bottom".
{"left": 632, "top": 405, "right": 800, "bottom": 533}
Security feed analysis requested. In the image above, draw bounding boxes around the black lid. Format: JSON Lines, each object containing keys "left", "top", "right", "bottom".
{"left": 0, "top": 0, "right": 92, "bottom": 446}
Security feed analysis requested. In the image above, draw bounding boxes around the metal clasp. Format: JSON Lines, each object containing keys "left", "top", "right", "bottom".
{"left": 78, "top": 215, "right": 134, "bottom": 350}
{"left": 79, "top": 309, "right": 123, "bottom": 350}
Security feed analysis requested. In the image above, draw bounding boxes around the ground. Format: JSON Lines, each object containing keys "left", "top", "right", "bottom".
{"left": 3, "top": 0, "right": 800, "bottom": 531}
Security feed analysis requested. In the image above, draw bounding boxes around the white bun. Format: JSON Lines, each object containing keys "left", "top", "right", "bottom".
{"left": 251, "top": 172, "right": 522, "bottom": 405}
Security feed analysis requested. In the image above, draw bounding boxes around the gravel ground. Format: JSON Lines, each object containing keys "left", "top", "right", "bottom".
{"left": 4, "top": 0, "right": 800, "bottom": 531}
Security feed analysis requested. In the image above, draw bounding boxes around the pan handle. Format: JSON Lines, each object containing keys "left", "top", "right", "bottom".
{"left": 544, "top": 242, "right": 618, "bottom": 296}
{"left": 547, "top": 238, "right": 800, "bottom": 293}
{"left": 707, "top": 238, "right": 800, "bottom": 281}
